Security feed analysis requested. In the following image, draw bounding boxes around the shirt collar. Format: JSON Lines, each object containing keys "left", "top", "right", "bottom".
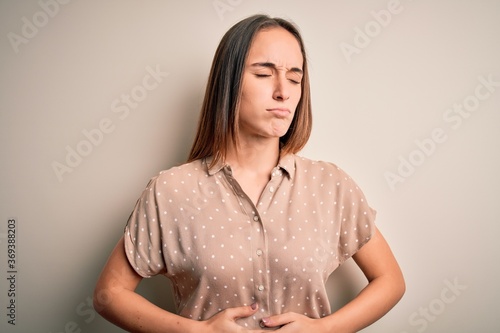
{"left": 276, "top": 153, "right": 295, "bottom": 180}
{"left": 205, "top": 156, "right": 225, "bottom": 176}
{"left": 204, "top": 154, "right": 296, "bottom": 180}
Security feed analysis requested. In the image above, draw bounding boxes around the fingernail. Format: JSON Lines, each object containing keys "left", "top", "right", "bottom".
{"left": 251, "top": 303, "right": 257, "bottom": 310}
{"left": 261, "top": 317, "right": 269, "bottom": 325}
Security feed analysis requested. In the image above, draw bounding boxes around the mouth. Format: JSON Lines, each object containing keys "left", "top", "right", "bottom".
{"left": 266, "top": 108, "right": 291, "bottom": 117}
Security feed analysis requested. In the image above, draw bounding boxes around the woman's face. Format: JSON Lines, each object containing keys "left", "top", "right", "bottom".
{"left": 238, "top": 27, "right": 303, "bottom": 143}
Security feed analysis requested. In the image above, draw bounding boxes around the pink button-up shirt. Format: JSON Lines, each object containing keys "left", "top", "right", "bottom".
{"left": 124, "top": 154, "right": 376, "bottom": 329}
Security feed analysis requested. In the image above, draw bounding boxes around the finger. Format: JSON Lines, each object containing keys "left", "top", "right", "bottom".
{"left": 261, "top": 312, "right": 295, "bottom": 327}
{"left": 224, "top": 303, "right": 259, "bottom": 321}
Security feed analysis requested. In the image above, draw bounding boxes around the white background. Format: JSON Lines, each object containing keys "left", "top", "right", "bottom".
{"left": 1, "top": 1, "right": 499, "bottom": 332}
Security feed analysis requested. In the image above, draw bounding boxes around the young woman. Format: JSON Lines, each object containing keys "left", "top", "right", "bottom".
{"left": 94, "top": 14, "right": 405, "bottom": 332}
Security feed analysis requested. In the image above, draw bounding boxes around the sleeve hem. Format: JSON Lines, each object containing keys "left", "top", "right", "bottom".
{"left": 123, "top": 228, "right": 153, "bottom": 279}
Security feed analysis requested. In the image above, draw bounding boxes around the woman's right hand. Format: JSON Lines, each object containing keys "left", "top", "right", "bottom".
{"left": 196, "top": 303, "right": 268, "bottom": 333}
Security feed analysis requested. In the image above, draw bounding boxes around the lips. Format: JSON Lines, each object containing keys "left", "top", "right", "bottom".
{"left": 266, "top": 108, "right": 290, "bottom": 117}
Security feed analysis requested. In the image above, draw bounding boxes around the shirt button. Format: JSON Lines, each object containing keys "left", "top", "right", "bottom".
{"left": 253, "top": 215, "right": 259, "bottom": 222}
{"left": 258, "top": 285, "right": 265, "bottom": 291}
{"left": 256, "top": 249, "right": 263, "bottom": 256}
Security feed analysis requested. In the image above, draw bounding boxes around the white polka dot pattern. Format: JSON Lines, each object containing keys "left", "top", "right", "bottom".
{"left": 124, "top": 154, "right": 376, "bottom": 329}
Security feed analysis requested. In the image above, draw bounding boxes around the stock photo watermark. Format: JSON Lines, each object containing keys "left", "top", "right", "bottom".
{"left": 385, "top": 74, "right": 500, "bottom": 191}
{"left": 212, "top": 0, "right": 244, "bottom": 21}
{"left": 51, "top": 64, "right": 169, "bottom": 182}
{"left": 4, "top": 218, "right": 18, "bottom": 326}
{"left": 47, "top": 265, "right": 130, "bottom": 333}
{"left": 339, "top": 0, "right": 414, "bottom": 64}
{"left": 400, "top": 277, "right": 467, "bottom": 333}
{"left": 7, "top": 0, "right": 73, "bottom": 54}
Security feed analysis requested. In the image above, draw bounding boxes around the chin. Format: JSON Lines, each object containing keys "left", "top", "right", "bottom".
{"left": 272, "top": 127, "right": 291, "bottom": 138}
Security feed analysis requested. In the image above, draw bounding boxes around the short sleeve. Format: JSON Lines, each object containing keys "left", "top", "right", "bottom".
{"left": 335, "top": 168, "right": 377, "bottom": 264}
{"left": 124, "top": 176, "right": 166, "bottom": 278}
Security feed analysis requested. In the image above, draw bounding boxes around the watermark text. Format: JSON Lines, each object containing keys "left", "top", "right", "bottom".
{"left": 51, "top": 65, "right": 169, "bottom": 182}
{"left": 7, "top": 0, "right": 73, "bottom": 54}
{"left": 385, "top": 74, "right": 499, "bottom": 191}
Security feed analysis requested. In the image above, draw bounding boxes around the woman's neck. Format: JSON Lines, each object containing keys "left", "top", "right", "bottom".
{"left": 225, "top": 137, "right": 280, "bottom": 176}
{"left": 224, "top": 137, "right": 280, "bottom": 205}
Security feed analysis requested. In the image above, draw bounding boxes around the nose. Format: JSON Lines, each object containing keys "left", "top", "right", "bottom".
{"left": 272, "top": 75, "right": 290, "bottom": 101}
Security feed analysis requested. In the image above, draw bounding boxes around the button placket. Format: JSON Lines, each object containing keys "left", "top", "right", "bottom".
{"left": 258, "top": 168, "right": 284, "bottom": 212}
{"left": 221, "top": 168, "right": 273, "bottom": 316}
{"left": 250, "top": 210, "right": 270, "bottom": 312}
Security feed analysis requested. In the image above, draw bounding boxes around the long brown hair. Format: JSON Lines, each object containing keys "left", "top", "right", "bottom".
{"left": 187, "top": 14, "right": 312, "bottom": 166}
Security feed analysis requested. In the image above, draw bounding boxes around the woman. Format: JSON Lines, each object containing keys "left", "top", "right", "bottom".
{"left": 94, "top": 14, "right": 405, "bottom": 332}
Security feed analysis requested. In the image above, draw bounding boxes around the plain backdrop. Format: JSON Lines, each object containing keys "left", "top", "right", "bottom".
{"left": 1, "top": 1, "right": 499, "bottom": 332}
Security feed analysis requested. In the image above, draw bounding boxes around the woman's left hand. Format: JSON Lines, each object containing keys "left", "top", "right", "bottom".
{"left": 261, "top": 312, "right": 328, "bottom": 332}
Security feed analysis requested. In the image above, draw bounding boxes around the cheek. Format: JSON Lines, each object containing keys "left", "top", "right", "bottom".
{"left": 241, "top": 84, "right": 268, "bottom": 107}
{"left": 294, "top": 84, "right": 303, "bottom": 98}
{"left": 291, "top": 88, "right": 302, "bottom": 107}
{"left": 249, "top": 79, "right": 271, "bottom": 95}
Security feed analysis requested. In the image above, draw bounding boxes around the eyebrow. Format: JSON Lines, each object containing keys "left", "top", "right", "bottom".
{"left": 250, "top": 62, "right": 303, "bottom": 75}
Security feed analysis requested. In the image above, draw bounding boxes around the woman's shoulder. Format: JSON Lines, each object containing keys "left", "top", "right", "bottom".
{"left": 293, "top": 154, "right": 372, "bottom": 202}
{"left": 147, "top": 159, "right": 209, "bottom": 187}
{"left": 293, "top": 154, "right": 347, "bottom": 176}
{"left": 292, "top": 154, "right": 365, "bottom": 188}
{"left": 159, "top": 159, "right": 207, "bottom": 176}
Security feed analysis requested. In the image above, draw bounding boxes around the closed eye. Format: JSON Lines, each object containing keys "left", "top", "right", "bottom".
{"left": 254, "top": 72, "right": 301, "bottom": 84}
{"left": 287, "top": 74, "right": 302, "bottom": 85}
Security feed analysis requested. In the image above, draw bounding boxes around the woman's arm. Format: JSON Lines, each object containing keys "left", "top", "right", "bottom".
{"left": 323, "top": 227, "right": 406, "bottom": 332}
{"left": 93, "top": 236, "right": 197, "bottom": 332}
{"left": 261, "top": 227, "right": 405, "bottom": 332}
{"left": 94, "top": 236, "right": 264, "bottom": 333}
